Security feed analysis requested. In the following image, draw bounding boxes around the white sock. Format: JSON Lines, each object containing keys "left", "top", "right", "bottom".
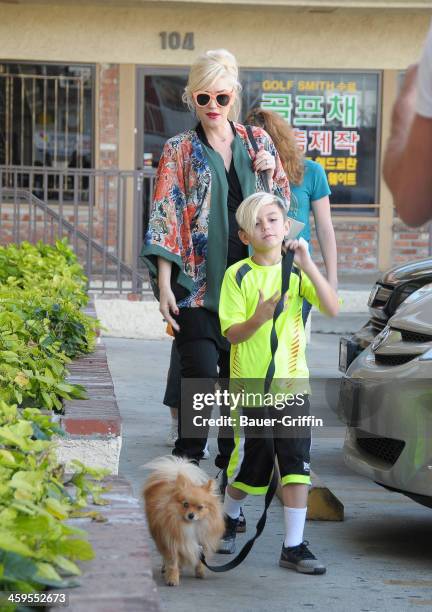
{"left": 283, "top": 506, "right": 307, "bottom": 548}
{"left": 223, "top": 491, "right": 241, "bottom": 520}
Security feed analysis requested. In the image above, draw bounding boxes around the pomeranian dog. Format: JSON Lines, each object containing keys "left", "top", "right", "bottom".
{"left": 143, "top": 456, "right": 224, "bottom": 586}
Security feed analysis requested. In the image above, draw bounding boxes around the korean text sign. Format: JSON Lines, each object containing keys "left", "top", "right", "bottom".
{"left": 241, "top": 71, "right": 380, "bottom": 209}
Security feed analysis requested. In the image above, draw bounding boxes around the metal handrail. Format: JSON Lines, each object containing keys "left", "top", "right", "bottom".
{"left": 0, "top": 165, "right": 155, "bottom": 294}
{"left": 2, "top": 187, "right": 143, "bottom": 279}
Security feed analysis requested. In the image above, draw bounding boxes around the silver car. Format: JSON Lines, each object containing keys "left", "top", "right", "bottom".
{"left": 341, "top": 286, "right": 432, "bottom": 508}
{"left": 339, "top": 257, "right": 432, "bottom": 373}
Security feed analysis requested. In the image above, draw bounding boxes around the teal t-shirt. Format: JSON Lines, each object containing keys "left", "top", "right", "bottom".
{"left": 289, "top": 159, "right": 331, "bottom": 247}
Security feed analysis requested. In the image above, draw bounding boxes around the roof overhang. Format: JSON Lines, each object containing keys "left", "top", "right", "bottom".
{"left": 4, "top": 0, "right": 432, "bottom": 10}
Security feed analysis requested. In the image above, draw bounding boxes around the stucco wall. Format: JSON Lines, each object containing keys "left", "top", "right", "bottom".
{"left": 0, "top": 3, "right": 430, "bottom": 69}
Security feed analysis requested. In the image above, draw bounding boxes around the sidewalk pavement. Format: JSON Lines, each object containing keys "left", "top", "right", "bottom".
{"left": 105, "top": 334, "right": 432, "bottom": 612}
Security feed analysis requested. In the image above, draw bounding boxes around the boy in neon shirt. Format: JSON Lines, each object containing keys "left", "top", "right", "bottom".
{"left": 218, "top": 192, "right": 339, "bottom": 573}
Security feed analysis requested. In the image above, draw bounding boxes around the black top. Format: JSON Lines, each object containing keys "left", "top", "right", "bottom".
{"left": 196, "top": 122, "right": 248, "bottom": 268}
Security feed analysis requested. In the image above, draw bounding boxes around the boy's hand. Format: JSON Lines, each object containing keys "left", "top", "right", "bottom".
{"left": 284, "top": 237, "right": 311, "bottom": 269}
{"left": 254, "top": 289, "right": 281, "bottom": 325}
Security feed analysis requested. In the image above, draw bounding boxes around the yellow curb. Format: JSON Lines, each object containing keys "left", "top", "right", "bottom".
{"left": 275, "top": 462, "right": 344, "bottom": 522}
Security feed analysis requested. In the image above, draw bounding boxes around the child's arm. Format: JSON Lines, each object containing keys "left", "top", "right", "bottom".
{"left": 285, "top": 238, "right": 339, "bottom": 318}
{"left": 301, "top": 259, "right": 339, "bottom": 317}
{"left": 226, "top": 290, "right": 280, "bottom": 345}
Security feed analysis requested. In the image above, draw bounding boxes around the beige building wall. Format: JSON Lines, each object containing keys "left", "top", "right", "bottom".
{"left": 0, "top": 4, "right": 430, "bottom": 69}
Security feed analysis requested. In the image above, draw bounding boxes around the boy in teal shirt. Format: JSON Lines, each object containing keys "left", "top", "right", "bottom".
{"left": 218, "top": 191, "right": 339, "bottom": 573}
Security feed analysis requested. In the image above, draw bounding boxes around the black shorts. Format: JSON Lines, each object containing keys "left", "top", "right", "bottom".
{"left": 226, "top": 398, "right": 312, "bottom": 494}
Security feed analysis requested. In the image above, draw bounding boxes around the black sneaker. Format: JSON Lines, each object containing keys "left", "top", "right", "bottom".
{"left": 279, "top": 540, "right": 326, "bottom": 575}
{"left": 217, "top": 514, "right": 238, "bottom": 554}
{"left": 236, "top": 507, "right": 246, "bottom": 533}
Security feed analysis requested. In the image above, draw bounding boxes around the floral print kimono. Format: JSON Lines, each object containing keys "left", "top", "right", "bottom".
{"left": 141, "top": 122, "right": 290, "bottom": 313}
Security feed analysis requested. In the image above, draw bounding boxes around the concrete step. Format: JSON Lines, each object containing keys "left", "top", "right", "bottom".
{"left": 338, "top": 289, "right": 370, "bottom": 313}
{"left": 56, "top": 336, "right": 122, "bottom": 474}
{"left": 95, "top": 295, "right": 373, "bottom": 340}
{"left": 312, "top": 312, "right": 369, "bottom": 335}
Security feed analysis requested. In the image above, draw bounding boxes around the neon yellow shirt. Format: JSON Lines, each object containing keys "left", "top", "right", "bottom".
{"left": 219, "top": 257, "right": 322, "bottom": 397}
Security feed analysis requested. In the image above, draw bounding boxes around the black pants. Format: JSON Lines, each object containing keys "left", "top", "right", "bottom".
{"left": 171, "top": 338, "right": 234, "bottom": 468}
{"left": 163, "top": 340, "right": 182, "bottom": 410}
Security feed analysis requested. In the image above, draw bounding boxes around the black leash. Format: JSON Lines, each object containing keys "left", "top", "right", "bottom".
{"left": 201, "top": 128, "right": 294, "bottom": 571}
{"left": 201, "top": 468, "right": 279, "bottom": 572}
{"left": 246, "top": 124, "right": 271, "bottom": 193}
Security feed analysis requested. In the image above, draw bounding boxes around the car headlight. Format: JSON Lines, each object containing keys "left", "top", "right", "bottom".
{"left": 419, "top": 347, "right": 432, "bottom": 361}
{"left": 388, "top": 283, "right": 418, "bottom": 312}
{"left": 403, "top": 282, "right": 432, "bottom": 305}
{"left": 389, "top": 282, "right": 432, "bottom": 312}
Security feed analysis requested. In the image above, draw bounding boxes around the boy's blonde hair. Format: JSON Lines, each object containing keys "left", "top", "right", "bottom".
{"left": 182, "top": 49, "right": 242, "bottom": 121}
{"left": 236, "top": 192, "right": 288, "bottom": 236}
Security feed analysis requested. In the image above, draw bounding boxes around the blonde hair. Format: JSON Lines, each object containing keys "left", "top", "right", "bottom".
{"left": 245, "top": 107, "right": 305, "bottom": 185}
{"left": 236, "top": 192, "right": 287, "bottom": 236}
{"left": 183, "top": 49, "right": 242, "bottom": 121}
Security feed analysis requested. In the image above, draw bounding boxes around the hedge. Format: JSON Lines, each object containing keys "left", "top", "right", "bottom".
{"left": 0, "top": 241, "right": 108, "bottom": 608}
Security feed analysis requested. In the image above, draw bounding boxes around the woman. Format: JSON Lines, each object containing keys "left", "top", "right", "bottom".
{"left": 245, "top": 108, "right": 338, "bottom": 323}
{"left": 141, "top": 49, "right": 290, "bottom": 468}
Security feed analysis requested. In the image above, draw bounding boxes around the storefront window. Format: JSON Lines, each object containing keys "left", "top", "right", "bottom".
{"left": 0, "top": 62, "right": 94, "bottom": 169}
{"left": 242, "top": 70, "right": 380, "bottom": 213}
{"left": 142, "top": 69, "right": 380, "bottom": 213}
{"left": 143, "top": 74, "right": 193, "bottom": 167}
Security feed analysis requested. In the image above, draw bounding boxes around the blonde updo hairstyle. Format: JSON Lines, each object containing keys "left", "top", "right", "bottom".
{"left": 183, "top": 49, "right": 242, "bottom": 121}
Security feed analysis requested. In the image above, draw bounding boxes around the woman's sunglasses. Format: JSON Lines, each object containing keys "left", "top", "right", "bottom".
{"left": 193, "top": 90, "right": 233, "bottom": 108}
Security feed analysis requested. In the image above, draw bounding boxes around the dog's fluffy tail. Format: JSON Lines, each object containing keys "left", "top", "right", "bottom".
{"left": 144, "top": 455, "right": 210, "bottom": 486}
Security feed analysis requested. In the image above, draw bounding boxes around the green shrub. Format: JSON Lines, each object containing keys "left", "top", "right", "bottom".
{"left": 0, "top": 241, "right": 107, "bottom": 606}
{"left": 0, "top": 240, "right": 98, "bottom": 412}
{"left": 0, "top": 402, "right": 108, "bottom": 599}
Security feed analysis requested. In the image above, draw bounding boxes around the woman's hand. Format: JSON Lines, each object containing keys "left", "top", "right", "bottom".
{"left": 159, "top": 285, "right": 180, "bottom": 332}
{"left": 158, "top": 257, "right": 180, "bottom": 332}
{"left": 253, "top": 150, "right": 275, "bottom": 186}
